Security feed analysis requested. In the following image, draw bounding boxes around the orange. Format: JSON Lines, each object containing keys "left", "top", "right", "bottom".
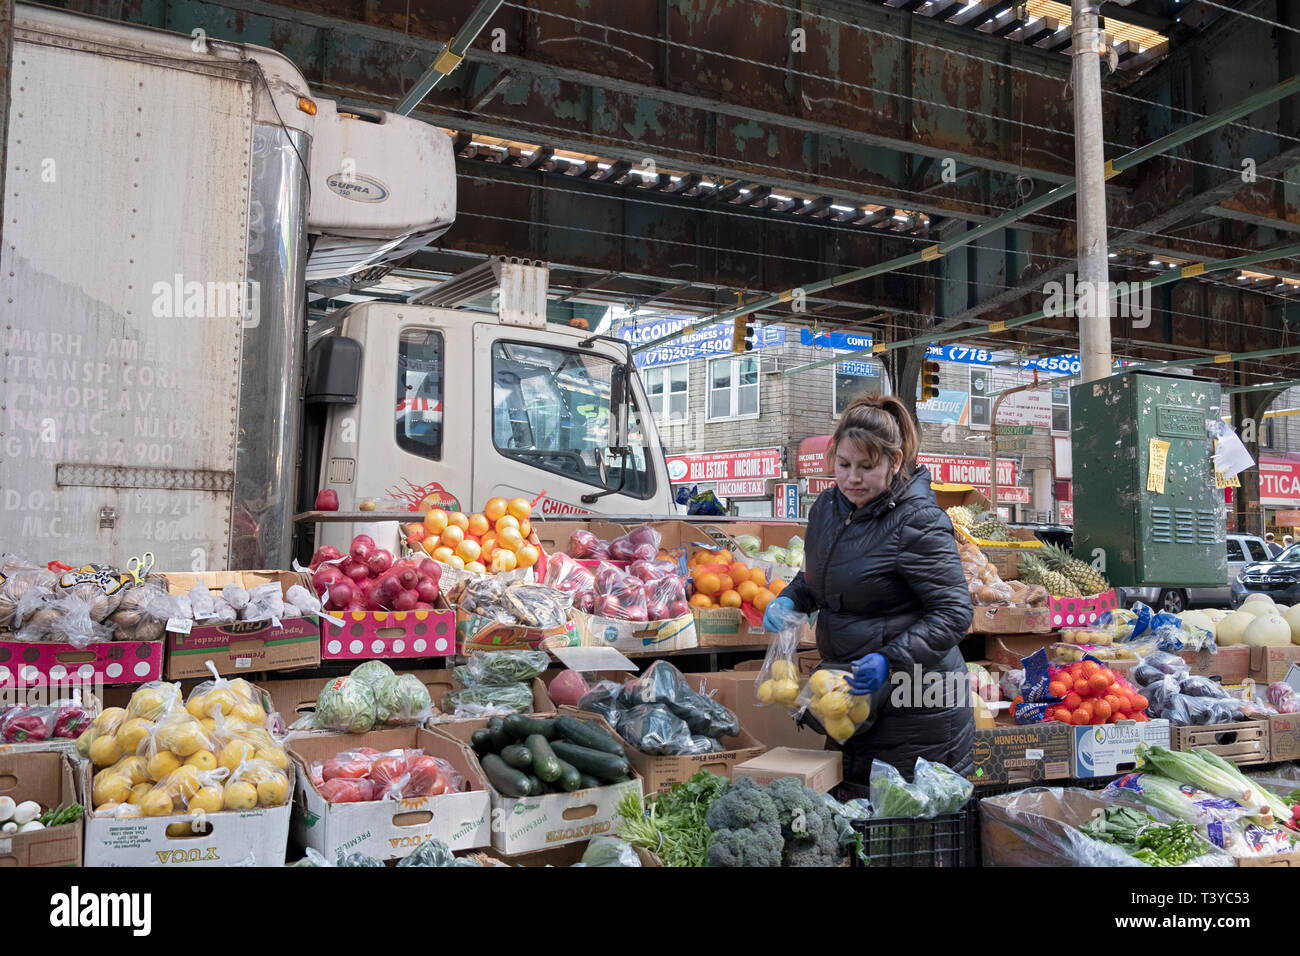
{"left": 467, "top": 513, "right": 491, "bottom": 537}
{"left": 455, "top": 539, "right": 481, "bottom": 563}
{"left": 495, "top": 515, "right": 520, "bottom": 535}
{"left": 406, "top": 524, "right": 426, "bottom": 543}
{"left": 518, "top": 519, "right": 532, "bottom": 540}
{"left": 481, "top": 544, "right": 498, "bottom": 564}
{"left": 769, "top": 579, "right": 786, "bottom": 595}
{"left": 753, "top": 589, "right": 774, "bottom": 613}
{"left": 421, "top": 538, "right": 441, "bottom": 558}
{"left": 749, "top": 567, "right": 767, "bottom": 586}
{"left": 449, "top": 511, "right": 470, "bottom": 532}
{"left": 481, "top": 531, "right": 498, "bottom": 553}
{"left": 689, "top": 593, "right": 713, "bottom": 609}
{"left": 729, "top": 562, "right": 750, "bottom": 583}
{"left": 716, "top": 574, "right": 735, "bottom": 593}
{"left": 737, "top": 581, "right": 759, "bottom": 603}
{"left": 719, "top": 589, "right": 742, "bottom": 609}
{"left": 695, "top": 573, "right": 722, "bottom": 596}
{"left": 515, "top": 544, "right": 540, "bottom": 569}
{"left": 446, "top": 555, "right": 466, "bottom": 571}
{"left": 714, "top": 550, "right": 733, "bottom": 564}
{"left": 491, "top": 550, "right": 518, "bottom": 573}
{"left": 507, "top": 497, "right": 532, "bottom": 521}
{"left": 440, "top": 525, "right": 465, "bottom": 548}
{"left": 498, "top": 527, "right": 524, "bottom": 552}
{"left": 483, "top": 497, "right": 509, "bottom": 523}
{"left": 423, "top": 508, "right": 448, "bottom": 535}
{"left": 1080, "top": 660, "right": 1101, "bottom": 679}
{"left": 464, "top": 561, "right": 486, "bottom": 575}
{"left": 432, "top": 546, "right": 455, "bottom": 564}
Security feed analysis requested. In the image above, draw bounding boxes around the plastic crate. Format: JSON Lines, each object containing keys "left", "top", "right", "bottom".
{"left": 833, "top": 781, "right": 975, "bottom": 868}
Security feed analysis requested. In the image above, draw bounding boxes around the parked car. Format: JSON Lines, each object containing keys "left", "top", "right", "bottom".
{"left": 1008, "top": 524, "right": 1074, "bottom": 550}
{"left": 1229, "top": 541, "right": 1300, "bottom": 607}
{"left": 1119, "top": 534, "right": 1270, "bottom": 613}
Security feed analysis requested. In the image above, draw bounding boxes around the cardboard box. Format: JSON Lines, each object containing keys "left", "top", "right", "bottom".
{"left": 687, "top": 672, "right": 820, "bottom": 751}
{"left": 455, "top": 607, "right": 580, "bottom": 655}
{"left": 479, "top": 841, "right": 661, "bottom": 867}
{"left": 574, "top": 608, "right": 697, "bottom": 655}
{"left": 733, "top": 747, "right": 841, "bottom": 793}
{"left": 933, "top": 485, "right": 991, "bottom": 513}
{"left": 82, "top": 762, "right": 294, "bottom": 866}
{"left": 163, "top": 570, "right": 322, "bottom": 679}
{"left": 1069, "top": 718, "right": 1171, "bottom": 778}
{"left": 1249, "top": 645, "right": 1300, "bottom": 685}
{"left": 957, "top": 526, "right": 1042, "bottom": 580}
{"left": 1178, "top": 646, "right": 1250, "bottom": 684}
{"left": 970, "top": 712, "right": 1072, "bottom": 785}
{"left": 1170, "top": 719, "right": 1270, "bottom": 767}
{"left": 618, "top": 721, "right": 764, "bottom": 793}
{"left": 969, "top": 605, "right": 1053, "bottom": 635}
{"left": 435, "top": 713, "right": 643, "bottom": 854}
{"left": 321, "top": 603, "right": 456, "bottom": 661}
{"left": 1267, "top": 713, "right": 1300, "bottom": 762}
{"left": 1046, "top": 590, "right": 1119, "bottom": 629}
{"left": 987, "top": 634, "right": 1060, "bottom": 669}
{"left": 0, "top": 750, "right": 82, "bottom": 866}
{"left": 1236, "top": 848, "right": 1300, "bottom": 868}
{"left": 691, "top": 606, "right": 767, "bottom": 647}
{"left": 0, "top": 638, "right": 163, "bottom": 687}
{"left": 288, "top": 726, "right": 492, "bottom": 860}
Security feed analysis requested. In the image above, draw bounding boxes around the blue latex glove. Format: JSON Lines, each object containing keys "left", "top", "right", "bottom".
{"left": 844, "top": 653, "right": 889, "bottom": 696}
{"left": 762, "top": 596, "right": 797, "bottom": 633}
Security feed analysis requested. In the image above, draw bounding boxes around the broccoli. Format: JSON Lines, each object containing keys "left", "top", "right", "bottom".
{"left": 705, "top": 777, "right": 784, "bottom": 867}
{"left": 767, "top": 776, "right": 845, "bottom": 867}
{"left": 705, "top": 777, "right": 780, "bottom": 831}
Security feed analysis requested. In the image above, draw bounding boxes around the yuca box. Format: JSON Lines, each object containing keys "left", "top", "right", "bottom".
{"left": 0, "top": 750, "right": 82, "bottom": 866}
{"left": 479, "top": 841, "right": 661, "bottom": 867}
{"left": 733, "top": 747, "right": 842, "bottom": 793}
{"left": 1069, "top": 718, "right": 1171, "bottom": 778}
{"left": 0, "top": 638, "right": 163, "bottom": 687}
{"left": 163, "top": 570, "right": 322, "bottom": 679}
{"left": 970, "top": 712, "right": 1071, "bottom": 786}
{"left": 1178, "top": 646, "right": 1249, "bottom": 684}
{"left": 1249, "top": 645, "right": 1300, "bottom": 685}
{"left": 288, "top": 726, "right": 491, "bottom": 860}
{"left": 687, "top": 672, "right": 815, "bottom": 750}
{"left": 574, "top": 608, "right": 697, "bottom": 654}
{"left": 969, "top": 605, "right": 1053, "bottom": 635}
{"left": 82, "top": 762, "right": 294, "bottom": 866}
{"left": 435, "top": 713, "right": 643, "bottom": 854}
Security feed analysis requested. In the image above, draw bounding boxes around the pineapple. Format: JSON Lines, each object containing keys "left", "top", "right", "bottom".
{"left": 946, "top": 505, "right": 975, "bottom": 529}
{"left": 1018, "top": 554, "right": 1081, "bottom": 598}
{"left": 1040, "top": 542, "right": 1108, "bottom": 597}
{"left": 970, "top": 518, "right": 1011, "bottom": 542}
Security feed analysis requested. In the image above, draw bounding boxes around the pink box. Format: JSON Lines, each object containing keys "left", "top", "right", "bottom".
{"left": 320, "top": 606, "right": 456, "bottom": 660}
{"left": 1047, "top": 590, "right": 1119, "bottom": 629}
{"left": 0, "top": 639, "right": 164, "bottom": 687}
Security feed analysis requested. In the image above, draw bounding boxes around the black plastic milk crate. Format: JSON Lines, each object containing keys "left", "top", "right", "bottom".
{"left": 833, "top": 782, "right": 976, "bottom": 868}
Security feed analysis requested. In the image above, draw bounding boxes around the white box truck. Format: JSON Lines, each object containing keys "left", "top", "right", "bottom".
{"left": 2, "top": 5, "right": 678, "bottom": 572}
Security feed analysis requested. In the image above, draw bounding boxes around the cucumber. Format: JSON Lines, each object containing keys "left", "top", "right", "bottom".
{"left": 578, "top": 774, "right": 601, "bottom": 791}
{"left": 555, "top": 759, "right": 582, "bottom": 792}
{"left": 550, "top": 740, "right": 631, "bottom": 780}
{"left": 504, "top": 714, "right": 556, "bottom": 740}
{"left": 526, "top": 734, "right": 562, "bottom": 783}
{"left": 486, "top": 717, "right": 510, "bottom": 752}
{"left": 470, "top": 729, "right": 493, "bottom": 755}
{"left": 555, "top": 715, "right": 624, "bottom": 755}
{"left": 500, "top": 743, "right": 533, "bottom": 771}
{"left": 481, "top": 754, "right": 531, "bottom": 797}
{"left": 526, "top": 775, "right": 546, "bottom": 796}
{"left": 607, "top": 775, "right": 632, "bottom": 784}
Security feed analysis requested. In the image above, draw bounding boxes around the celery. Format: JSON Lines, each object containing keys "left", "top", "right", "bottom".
{"left": 1134, "top": 745, "right": 1257, "bottom": 809}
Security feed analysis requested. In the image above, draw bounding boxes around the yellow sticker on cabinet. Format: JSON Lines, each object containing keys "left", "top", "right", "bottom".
{"left": 1147, "top": 438, "right": 1171, "bottom": 494}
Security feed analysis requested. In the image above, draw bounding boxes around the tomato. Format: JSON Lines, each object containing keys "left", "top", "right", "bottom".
{"left": 319, "top": 777, "right": 374, "bottom": 803}
{"left": 370, "top": 755, "right": 409, "bottom": 797}
{"left": 323, "top": 751, "right": 376, "bottom": 780}
{"left": 404, "top": 755, "right": 443, "bottom": 797}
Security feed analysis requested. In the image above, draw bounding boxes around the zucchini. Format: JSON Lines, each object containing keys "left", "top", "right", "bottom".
{"left": 555, "top": 715, "right": 624, "bottom": 755}
{"left": 470, "top": 729, "right": 493, "bottom": 756}
{"left": 527, "top": 734, "right": 562, "bottom": 783}
{"left": 526, "top": 775, "right": 546, "bottom": 796}
{"left": 555, "top": 759, "right": 582, "bottom": 792}
{"left": 607, "top": 775, "right": 632, "bottom": 784}
{"left": 578, "top": 774, "right": 601, "bottom": 791}
{"left": 481, "top": 754, "right": 531, "bottom": 797}
{"left": 486, "top": 717, "right": 510, "bottom": 752}
{"left": 501, "top": 743, "right": 533, "bottom": 771}
{"left": 550, "top": 740, "right": 631, "bottom": 780}
{"left": 504, "top": 714, "right": 556, "bottom": 740}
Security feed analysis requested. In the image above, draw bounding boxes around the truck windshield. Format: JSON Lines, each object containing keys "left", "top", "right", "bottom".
{"left": 491, "top": 342, "right": 654, "bottom": 498}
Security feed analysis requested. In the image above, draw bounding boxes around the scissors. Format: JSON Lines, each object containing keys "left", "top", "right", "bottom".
{"left": 125, "top": 551, "right": 156, "bottom": 585}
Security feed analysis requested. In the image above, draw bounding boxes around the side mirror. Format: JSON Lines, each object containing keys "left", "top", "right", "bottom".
{"left": 609, "top": 363, "right": 632, "bottom": 453}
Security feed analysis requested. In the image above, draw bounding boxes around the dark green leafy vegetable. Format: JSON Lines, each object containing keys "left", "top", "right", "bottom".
{"left": 1080, "top": 805, "right": 1208, "bottom": 866}
{"left": 615, "top": 770, "right": 731, "bottom": 867}
{"left": 465, "top": 650, "right": 550, "bottom": 686}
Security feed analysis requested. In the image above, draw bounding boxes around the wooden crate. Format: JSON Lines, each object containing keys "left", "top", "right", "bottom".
{"left": 1170, "top": 720, "right": 1270, "bottom": 767}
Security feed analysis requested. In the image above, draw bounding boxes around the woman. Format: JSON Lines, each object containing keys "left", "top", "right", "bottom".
{"left": 763, "top": 393, "right": 974, "bottom": 782}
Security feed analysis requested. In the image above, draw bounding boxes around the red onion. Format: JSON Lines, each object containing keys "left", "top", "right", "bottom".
{"left": 416, "top": 580, "right": 440, "bottom": 604}
{"left": 365, "top": 549, "right": 394, "bottom": 575}
{"left": 396, "top": 564, "right": 419, "bottom": 590}
{"left": 310, "top": 545, "right": 343, "bottom": 570}
{"left": 413, "top": 601, "right": 435, "bottom": 611}
{"left": 392, "top": 589, "right": 418, "bottom": 612}
{"left": 312, "top": 564, "right": 345, "bottom": 595}
{"left": 327, "top": 579, "right": 356, "bottom": 608}
{"left": 350, "top": 534, "right": 375, "bottom": 561}
{"left": 343, "top": 559, "right": 371, "bottom": 582}
{"left": 377, "top": 574, "right": 405, "bottom": 606}
{"left": 418, "top": 558, "right": 442, "bottom": 585}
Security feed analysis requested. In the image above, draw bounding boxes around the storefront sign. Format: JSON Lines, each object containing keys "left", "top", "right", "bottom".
{"left": 666, "top": 447, "right": 783, "bottom": 484}
{"left": 800, "top": 329, "right": 874, "bottom": 351}
{"left": 916, "top": 389, "right": 970, "bottom": 424}
{"left": 918, "top": 454, "right": 1017, "bottom": 488}
{"left": 795, "top": 436, "right": 834, "bottom": 476}
{"left": 1059, "top": 502, "right": 1074, "bottom": 525}
{"left": 618, "top": 317, "right": 784, "bottom": 369}
{"left": 1260, "top": 457, "right": 1300, "bottom": 506}
{"left": 806, "top": 476, "right": 836, "bottom": 495}
{"left": 717, "top": 479, "right": 769, "bottom": 498}
{"left": 774, "top": 482, "right": 800, "bottom": 518}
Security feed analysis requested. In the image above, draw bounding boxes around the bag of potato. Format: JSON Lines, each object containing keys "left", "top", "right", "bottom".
{"left": 754, "top": 604, "right": 809, "bottom": 711}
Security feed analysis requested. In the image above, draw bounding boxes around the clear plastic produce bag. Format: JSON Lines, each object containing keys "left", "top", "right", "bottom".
{"left": 754, "top": 605, "right": 808, "bottom": 710}
{"left": 616, "top": 703, "right": 694, "bottom": 755}
{"left": 798, "top": 668, "right": 877, "bottom": 744}
{"left": 373, "top": 673, "right": 433, "bottom": 726}
{"left": 577, "top": 680, "right": 628, "bottom": 724}
{"left": 913, "top": 757, "right": 974, "bottom": 815}
{"left": 464, "top": 649, "right": 550, "bottom": 686}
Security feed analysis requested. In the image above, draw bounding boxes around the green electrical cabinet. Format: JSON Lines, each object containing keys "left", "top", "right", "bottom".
{"left": 1071, "top": 370, "right": 1225, "bottom": 587}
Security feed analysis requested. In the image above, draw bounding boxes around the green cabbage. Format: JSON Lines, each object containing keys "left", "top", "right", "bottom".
{"left": 350, "top": 659, "right": 396, "bottom": 691}
{"left": 374, "top": 673, "right": 432, "bottom": 725}
{"left": 733, "top": 535, "right": 761, "bottom": 557}
{"left": 314, "top": 675, "right": 377, "bottom": 733}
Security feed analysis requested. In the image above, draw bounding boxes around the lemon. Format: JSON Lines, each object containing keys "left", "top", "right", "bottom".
{"left": 185, "top": 692, "right": 212, "bottom": 720}
{"left": 88, "top": 734, "right": 122, "bottom": 767}
{"left": 809, "top": 670, "right": 838, "bottom": 697}
{"left": 185, "top": 750, "right": 217, "bottom": 772}
{"left": 218, "top": 741, "right": 257, "bottom": 773}
{"left": 200, "top": 717, "right": 217, "bottom": 734}
{"left": 167, "top": 765, "right": 202, "bottom": 801}
{"left": 92, "top": 706, "right": 127, "bottom": 733}
{"left": 849, "top": 699, "right": 873, "bottom": 724}
{"left": 824, "top": 716, "right": 856, "bottom": 743}
{"left": 116, "top": 803, "right": 142, "bottom": 819}
{"left": 158, "top": 718, "right": 209, "bottom": 757}
{"left": 116, "top": 717, "right": 154, "bottom": 754}
{"left": 773, "top": 679, "right": 800, "bottom": 705}
{"left": 224, "top": 781, "right": 258, "bottom": 811}
{"left": 76, "top": 728, "right": 94, "bottom": 758}
{"left": 165, "top": 822, "right": 193, "bottom": 838}
{"left": 228, "top": 678, "right": 256, "bottom": 703}
{"left": 92, "top": 773, "right": 131, "bottom": 807}
{"left": 147, "top": 750, "right": 182, "bottom": 782}
{"left": 232, "top": 701, "right": 265, "bottom": 724}
{"left": 128, "top": 686, "right": 174, "bottom": 721}
{"left": 770, "top": 660, "right": 797, "bottom": 683}
{"left": 187, "top": 787, "right": 224, "bottom": 815}
{"left": 116, "top": 756, "right": 151, "bottom": 785}
{"left": 256, "top": 747, "right": 288, "bottom": 770}
{"left": 821, "top": 690, "right": 850, "bottom": 718}
{"left": 206, "top": 688, "right": 238, "bottom": 716}
{"left": 809, "top": 695, "right": 825, "bottom": 718}
{"left": 128, "top": 782, "right": 154, "bottom": 805}
{"left": 141, "top": 790, "right": 175, "bottom": 817}
{"left": 756, "top": 680, "right": 776, "bottom": 704}
{"left": 256, "top": 773, "right": 289, "bottom": 807}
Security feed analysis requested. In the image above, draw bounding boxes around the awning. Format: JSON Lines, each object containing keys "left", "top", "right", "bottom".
{"left": 796, "top": 435, "right": 833, "bottom": 476}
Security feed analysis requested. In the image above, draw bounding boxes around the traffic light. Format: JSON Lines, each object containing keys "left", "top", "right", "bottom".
{"left": 731, "top": 315, "right": 757, "bottom": 353}
{"left": 920, "top": 360, "right": 941, "bottom": 401}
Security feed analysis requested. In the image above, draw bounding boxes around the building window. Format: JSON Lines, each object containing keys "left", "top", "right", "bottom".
{"left": 834, "top": 359, "right": 886, "bottom": 416}
{"left": 707, "top": 355, "right": 759, "bottom": 421}
{"left": 395, "top": 328, "right": 445, "bottom": 461}
{"left": 1051, "top": 386, "right": 1071, "bottom": 435}
{"left": 643, "top": 364, "right": 689, "bottom": 424}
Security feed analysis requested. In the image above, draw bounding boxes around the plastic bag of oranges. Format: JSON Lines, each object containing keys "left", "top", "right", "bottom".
{"left": 754, "top": 604, "right": 808, "bottom": 711}
{"left": 689, "top": 549, "right": 786, "bottom": 620}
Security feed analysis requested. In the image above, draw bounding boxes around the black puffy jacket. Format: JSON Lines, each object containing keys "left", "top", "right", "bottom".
{"left": 783, "top": 466, "right": 975, "bottom": 781}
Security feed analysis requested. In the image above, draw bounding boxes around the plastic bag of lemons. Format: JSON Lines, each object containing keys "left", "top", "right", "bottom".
{"left": 754, "top": 609, "right": 809, "bottom": 710}
{"left": 799, "top": 668, "right": 874, "bottom": 744}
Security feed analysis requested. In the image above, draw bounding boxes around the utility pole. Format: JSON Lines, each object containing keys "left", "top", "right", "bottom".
{"left": 1071, "top": 0, "right": 1112, "bottom": 383}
